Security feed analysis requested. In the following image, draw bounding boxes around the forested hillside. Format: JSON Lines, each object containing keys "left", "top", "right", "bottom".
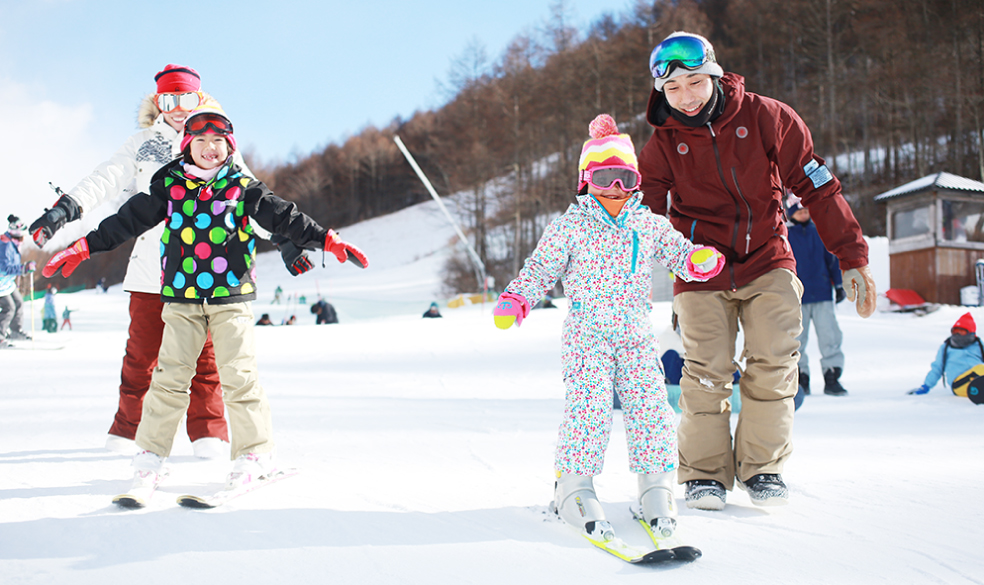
{"left": 33, "top": 0, "right": 984, "bottom": 294}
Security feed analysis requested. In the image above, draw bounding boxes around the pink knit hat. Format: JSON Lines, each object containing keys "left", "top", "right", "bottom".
{"left": 577, "top": 114, "right": 639, "bottom": 190}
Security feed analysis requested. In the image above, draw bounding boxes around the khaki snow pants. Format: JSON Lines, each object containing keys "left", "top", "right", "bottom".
{"left": 673, "top": 269, "right": 803, "bottom": 489}
{"left": 135, "top": 301, "right": 274, "bottom": 460}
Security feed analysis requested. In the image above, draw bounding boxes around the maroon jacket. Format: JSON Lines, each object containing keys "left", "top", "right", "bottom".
{"left": 639, "top": 73, "right": 868, "bottom": 294}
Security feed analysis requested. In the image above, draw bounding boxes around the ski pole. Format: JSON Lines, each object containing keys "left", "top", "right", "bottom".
{"left": 29, "top": 271, "right": 35, "bottom": 348}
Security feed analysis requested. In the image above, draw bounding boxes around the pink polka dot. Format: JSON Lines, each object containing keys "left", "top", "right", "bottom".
{"left": 194, "top": 242, "right": 212, "bottom": 259}
{"left": 225, "top": 186, "right": 241, "bottom": 200}
{"left": 170, "top": 185, "right": 186, "bottom": 199}
{"left": 200, "top": 186, "right": 213, "bottom": 201}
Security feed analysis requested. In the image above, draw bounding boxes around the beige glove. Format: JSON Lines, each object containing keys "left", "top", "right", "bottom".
{"left": 842, "top": 265, "right": 877, "bottom": 318}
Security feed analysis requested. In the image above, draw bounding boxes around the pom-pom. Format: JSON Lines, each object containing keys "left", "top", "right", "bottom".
{"left": 588, "top": 114, "right": 619, "bottom": 139}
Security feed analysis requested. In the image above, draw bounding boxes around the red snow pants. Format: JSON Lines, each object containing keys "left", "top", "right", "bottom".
{"left": 108, "top": 292, "right": 229, "bottom": 442}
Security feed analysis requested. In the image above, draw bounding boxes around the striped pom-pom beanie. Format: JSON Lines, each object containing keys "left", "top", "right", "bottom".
{"left": 577, "top": 114, "right": 638, "bottom": 189}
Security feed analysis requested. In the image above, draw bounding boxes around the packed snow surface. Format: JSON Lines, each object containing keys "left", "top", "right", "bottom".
{"left": 1, "top": 197, "right": 981, "bottom": 584}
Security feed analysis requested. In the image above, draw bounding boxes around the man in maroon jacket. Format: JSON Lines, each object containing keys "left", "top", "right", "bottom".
{"left": 639, "top": 32, "right": 876, "bottom": 510}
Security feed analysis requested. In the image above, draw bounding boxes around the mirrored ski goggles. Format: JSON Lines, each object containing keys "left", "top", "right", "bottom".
{"left": 649, "top": 36, "right": 712, "bottom": 79}
{"left": 185, "top": 112, "right": 234, "bottom": 136}
{"left": 155, "top": 91, "right": 203, "bottom": 113}
{"left": 580, "top": 166, "right": 642, "bottom": 191}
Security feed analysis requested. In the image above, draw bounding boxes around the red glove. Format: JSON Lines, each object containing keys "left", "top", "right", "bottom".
{"left": 42, "top": 238, "right": 90, "bottom": 278}
{"left": 324, "top": 229, "right": 368, "bottom": 269}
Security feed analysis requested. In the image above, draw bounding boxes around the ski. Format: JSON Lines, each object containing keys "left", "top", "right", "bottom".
{"left": 2, "top": 340, "right": 66, "bottom": 350}
{"left": 579, "top": 521, "right": 677, "bottom": 564}
{"left": 542, "top": 505, "right": 682, "bottom": 565}
{"left": 112, "top": 469, "right": 169, "bottom": 509}
{"left": 177, "top": 468, "right": 298, "bottom": 509}
{"left": 630, "top": 506, "right": 702, "bottom": 562}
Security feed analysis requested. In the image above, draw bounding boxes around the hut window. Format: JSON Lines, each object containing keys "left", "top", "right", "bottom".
{"left": 892, "top": 206, "right": 931, "bottom": 240}
{"left": 941, "top": 200, "right": 984, "bottom": 242}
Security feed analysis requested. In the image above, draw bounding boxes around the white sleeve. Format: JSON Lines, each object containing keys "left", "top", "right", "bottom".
{"left": 66, "top": 133, "right": 140, "bottom": 216}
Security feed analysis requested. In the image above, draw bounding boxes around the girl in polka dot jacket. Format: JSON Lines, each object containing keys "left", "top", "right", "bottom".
{"left": 493, "top": 114, "right": 724, "bottom": 545}
{"left": 43, "top": 108, "right": 368, "bottom": 488}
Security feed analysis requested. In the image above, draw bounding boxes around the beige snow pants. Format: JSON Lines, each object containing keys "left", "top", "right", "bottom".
{"left": 673, "top": 269, "right": 803, "bottom": 489}
{"left": 135, "top": 301, "right": 274, "bottom": 460}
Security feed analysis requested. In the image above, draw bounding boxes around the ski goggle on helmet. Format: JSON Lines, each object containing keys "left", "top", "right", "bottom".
{"left": 180, "top": 109, "right": 236, "bottom": 152}
{"left": 579, "top": 166, "right": 642, "bottom": 191}
{"left": 649, "top": 34, "right": 716, "bottom": 79}
{"left": 185, "top": 111, "right": 233, "bottom": 136}
{"left": 155, "top": 91, "right": 203, "bottom": 113}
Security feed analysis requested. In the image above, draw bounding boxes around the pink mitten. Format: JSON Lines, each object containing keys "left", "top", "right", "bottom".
{"left": 493, "top": 292, "right": 530, "bottom": 329}
{"left": 686, "top": 246, "right": 725, "bottom": 280}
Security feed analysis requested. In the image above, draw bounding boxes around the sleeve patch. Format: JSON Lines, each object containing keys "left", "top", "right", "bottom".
{"left": 803, "top": 160, "right": 833, "bottom": 188}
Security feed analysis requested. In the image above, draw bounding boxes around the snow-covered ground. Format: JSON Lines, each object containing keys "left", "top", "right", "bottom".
{"left": 1, "top": 198, "right": 982, "bottom": 585}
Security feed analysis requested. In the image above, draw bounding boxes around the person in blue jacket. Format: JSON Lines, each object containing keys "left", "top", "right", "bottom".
{"left": 0, "top": 216, "right": 36, "bottom": 347}
{"left": 909, "top": 312, "right": 984, "bottom": 395}
{"left": 786, "top": 196, "right": 848, "bottom": 396}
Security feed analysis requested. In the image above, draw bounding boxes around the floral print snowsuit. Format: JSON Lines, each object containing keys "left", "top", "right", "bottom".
{"left": 504, "top": 193, "right": 710, "bottom": 476}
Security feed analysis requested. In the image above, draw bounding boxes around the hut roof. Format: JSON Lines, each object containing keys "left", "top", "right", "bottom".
{"left": 874, "top": 172, "right": 984, "bottom": 202}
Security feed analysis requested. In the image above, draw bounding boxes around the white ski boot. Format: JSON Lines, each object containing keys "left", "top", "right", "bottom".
{"left": 226, "top": 451, "right": 276, "bottom": 490}
{"left": 192, "top": 437, "right": 229, "bottom": 460}
{"left": 638, "top": 470, "right": 678, "bottom": 538}
{"left": 553, "top": 471, "right": 614, "bottom": 539}
{"left": 113, "top": 450, "right": 169, "bottom": 508}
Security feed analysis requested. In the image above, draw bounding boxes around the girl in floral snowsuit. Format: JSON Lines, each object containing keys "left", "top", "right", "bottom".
{"left": 493, "top": 115, "right": 724, "bottom": 541}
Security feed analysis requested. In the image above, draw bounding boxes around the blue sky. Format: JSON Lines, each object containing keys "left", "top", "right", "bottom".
{"left": 0, "top": 0, "right": 636, "bottom": 229}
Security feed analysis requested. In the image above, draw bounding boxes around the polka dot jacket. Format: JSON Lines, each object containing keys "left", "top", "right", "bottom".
{"left": 83, "top": 158, "right": 329, "bottom": 304}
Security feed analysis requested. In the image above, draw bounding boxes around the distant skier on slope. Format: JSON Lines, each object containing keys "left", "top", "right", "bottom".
{"left": 43, "top": 107, "right": 369, "bottom": 505}
{"left": 493, "top": 114, "right": 724, "bottom": 546}
{"left": 0, "top": 216, "right": 36, "bottom": 348}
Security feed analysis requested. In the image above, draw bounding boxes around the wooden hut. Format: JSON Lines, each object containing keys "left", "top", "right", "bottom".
{"left": 874, "top": 172, "right": 984, "bottom": 305}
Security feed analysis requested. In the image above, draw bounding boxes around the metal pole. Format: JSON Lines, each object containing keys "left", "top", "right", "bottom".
{"left": 29, "top": 271, "right": 35, "bottom": 348}
{"left": 976, "top": 259, "right": 984, "bottom": 306}
{"left": 394, "top": 135, "right": 487, "bottom": 288}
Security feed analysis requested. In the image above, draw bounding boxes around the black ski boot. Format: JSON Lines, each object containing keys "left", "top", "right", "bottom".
{"left": 823, "top": 367, "right": 848, "bottom": 396}
{"left": 798, "top": 370, "right": 810, "bottom": 395}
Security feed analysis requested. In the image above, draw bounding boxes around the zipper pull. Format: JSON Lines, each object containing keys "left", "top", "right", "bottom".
{"left": 745, "top": 233, "right": 751, "bottom": 254}
{"left": 706, "top": 122, "right": 716, "bottom": 138}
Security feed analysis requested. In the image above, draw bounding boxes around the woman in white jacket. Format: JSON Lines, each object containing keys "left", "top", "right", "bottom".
{"left": 30, "top": 65, "right": 291, "bottom": 457}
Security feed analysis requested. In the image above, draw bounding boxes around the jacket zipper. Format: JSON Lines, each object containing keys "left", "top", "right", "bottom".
{"left": 730, "top": 168, "right": 753, "bottom": 255}
{"left": 707, "top": 122, "right": 739, "bottom": 290}
{"left": 631, "top": 230, "right": 639, "bottom": 274}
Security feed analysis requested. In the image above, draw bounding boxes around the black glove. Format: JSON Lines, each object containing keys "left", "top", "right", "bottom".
{"left": 835, "top": 286, "right": 846, "bottom": 304}
{"left": 30, "top": 195, "right": 81, "bottom": 247}
{"left": 272, "top": 234, "right": 314, "bottom": 276}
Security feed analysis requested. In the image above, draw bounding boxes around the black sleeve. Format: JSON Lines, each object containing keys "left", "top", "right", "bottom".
{"left": 84, "top": 187, "right": 167, "bottom": 254}
{"left": 242, "top": 179, "right": 328, "bottom": 249}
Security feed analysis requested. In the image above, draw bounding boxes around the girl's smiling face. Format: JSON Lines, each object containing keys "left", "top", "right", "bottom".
{"left": 190, "top": 134, "right": 229, "bottom": 169}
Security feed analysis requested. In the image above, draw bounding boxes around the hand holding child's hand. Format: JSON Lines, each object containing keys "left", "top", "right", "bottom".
{"left": 493, "top": 292, "right": 530, "bottom": 329}
{"left": 686, "top": 246, "right": 725, "bottom": 280}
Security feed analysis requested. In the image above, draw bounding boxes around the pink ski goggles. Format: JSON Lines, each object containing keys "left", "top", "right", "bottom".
{"left": 579, "top": 165, "right": 642, "bottom": 191}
